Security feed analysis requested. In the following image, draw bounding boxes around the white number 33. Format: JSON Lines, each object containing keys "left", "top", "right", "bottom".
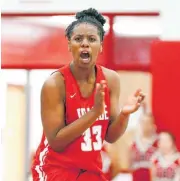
{"left": 81, "top": 125, "right": 102, "bottom": 151}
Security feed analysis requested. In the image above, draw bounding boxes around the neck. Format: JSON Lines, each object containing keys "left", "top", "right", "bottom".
{"left": 162, "top": 149, "right": 176, "bottom": 156}
{"left": 142, "top": 132, "right": 154, "bottom": 139}
{"left": 70, "top": 62, "right": 96, "bottom": 83}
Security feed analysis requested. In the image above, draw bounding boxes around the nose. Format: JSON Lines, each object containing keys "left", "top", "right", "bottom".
{"left": 81, "top": 38, "right": 89, "bottom": 48}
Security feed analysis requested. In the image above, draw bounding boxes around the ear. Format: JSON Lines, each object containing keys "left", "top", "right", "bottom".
{"left": 68, "top": 41, "right": 71, "bottom": 52}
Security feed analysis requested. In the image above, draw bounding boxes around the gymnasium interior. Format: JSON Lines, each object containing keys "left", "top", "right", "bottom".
{"left": 1, "top": 0, "right": 180, "bottom": 180}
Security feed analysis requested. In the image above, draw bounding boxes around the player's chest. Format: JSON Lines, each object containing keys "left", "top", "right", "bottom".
{"left": 66, "top": 104, "right": 110, "bottom": 124}
{"left": 65, "top": 85, "right": 110, "bottom": 124}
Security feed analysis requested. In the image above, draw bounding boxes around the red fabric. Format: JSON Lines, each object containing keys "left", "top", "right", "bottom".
{"left": 151, "top": 41, "right": 180, "bottom": 151}
{"left": 113, "top": 36, "right": 158, "bottom": 68}
{"left": 32, "top": 166, "right": 108, "bottom": 181}
{"left": 132, "top": 168, "right": 151, "bottom": 181}
{"left": 77, "top": 171, "right": 108, "bottom": 181}
{"left": 32, "top": 64, "right": 110, "bottom": 179}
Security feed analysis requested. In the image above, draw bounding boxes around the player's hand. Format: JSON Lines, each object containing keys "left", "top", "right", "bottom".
{"left": 121, "top": 89, "right": 145, "bottom": 115}
{"left": 93, "top": 80, "right": 106, "bottom": 115}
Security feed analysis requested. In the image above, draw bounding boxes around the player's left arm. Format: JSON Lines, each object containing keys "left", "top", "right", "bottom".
{"left": 105, "top": 70, "right": 128, "bottom": 143}
{"left": 105, "top": 69, "right": 145, "bottom": 143}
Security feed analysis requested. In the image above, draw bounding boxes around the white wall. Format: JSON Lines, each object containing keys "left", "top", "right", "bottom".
{"left": 160, "top": 0, "right": 180, "bottom": 40}
{"left": 2, "top": 0, "right": 160, "bottom": 13}
{"left": 2, "top": 0, "right": 180, "bottom": 39}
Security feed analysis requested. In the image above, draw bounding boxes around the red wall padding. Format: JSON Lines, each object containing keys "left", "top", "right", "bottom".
{"left": 151, "top": 41, "right": 180, "bottom": 150}
{"left": 1, "top": 18, "right": 158, "bottom": 70}
{"left": 114, "top": 36, "right": 158, "bottom": 71}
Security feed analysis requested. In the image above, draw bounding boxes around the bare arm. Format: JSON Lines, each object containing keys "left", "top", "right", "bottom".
{"left": 41, "top": 72, "right": 102, "bottom": 152}
{"left": 105, "top": 70, "right": 129, "bottom": 143}
{"left": 104, "top": 69, "right": 145, "bottom": 143}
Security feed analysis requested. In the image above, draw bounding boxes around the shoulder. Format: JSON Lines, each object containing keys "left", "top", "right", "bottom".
{"left": 101, "top": 66, "right": 120, "bottom": 91}
{"left": 41, "top": 71, "right": 65, "bottom": 99}
{"left": 101, "top": 66, "right": 120, "bottom": 80}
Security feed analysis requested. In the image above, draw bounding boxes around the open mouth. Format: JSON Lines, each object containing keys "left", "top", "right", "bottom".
{"left": 80, "top": 52, "right": 91, "bottom": 63}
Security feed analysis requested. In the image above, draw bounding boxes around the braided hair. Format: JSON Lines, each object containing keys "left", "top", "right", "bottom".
{"left": 65, "top": 8, "right": 106, "bottom": 41}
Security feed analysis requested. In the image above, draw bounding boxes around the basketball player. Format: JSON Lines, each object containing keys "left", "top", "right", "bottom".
{"left": 151, "top": 131, "right": 180, "bottom": 181}
{"left": 31, "top": 8, "right": 145, "bottom": 181}
{"left": 129, "top": 113, "right": 157, "bottom": 181}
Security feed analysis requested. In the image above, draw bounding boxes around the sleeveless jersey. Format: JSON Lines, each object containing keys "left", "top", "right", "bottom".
{"left": 153, "top": 152, "right": 180, "bottom": 181}
{"left": 32, "top": 64, "right": 110, "bottom": 178}
{"left": 131, "top": 134, "right": 158, "bottom": 169}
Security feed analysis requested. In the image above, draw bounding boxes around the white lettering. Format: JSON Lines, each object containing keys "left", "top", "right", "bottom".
{"left": 81, "top": 125, "right": 102, "bottom": 151}
{"left": 98, "top": 113, "right": 104, "bottom": 120}
{"left": 97, "top": 105, "right": 109, "bottom": 121}
{"left": 104, "top": 105, "right": 109, "bottom": 120}
{"left": 77, "top": 108, "right": 81, "bottom": 118}
{"left": 76, "top": 105, "right": 109, "bottom": 121}
{"left": 81, "top": 108, "right": 86, "bottom": 117}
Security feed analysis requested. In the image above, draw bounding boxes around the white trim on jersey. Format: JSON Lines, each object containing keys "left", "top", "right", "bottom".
{"left": 153, "top": 152, "right": 180, "bottom": 181}
{"left": 156, "top": 152, "right": 180, "bottom": 167}
{"left": 35, "top": 139, "right": 49, "bottom": 181}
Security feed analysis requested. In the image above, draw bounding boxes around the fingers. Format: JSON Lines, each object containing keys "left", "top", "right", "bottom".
{"left": 100, "top": 80, "right": 106, "bottom": 89}
{"left": 134, "top": 89, "right": 146, "bottom": 106}
{"left": 136, "top": 93, "right": 145, "bottom": 109}
{"left": 134, "top": 89, "right": 142, "bottom": 97}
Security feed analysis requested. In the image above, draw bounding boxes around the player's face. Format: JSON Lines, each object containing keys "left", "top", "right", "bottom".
{"left": 68, "top": 23, "right": 102, "bottom": 69}
{"left": 158, "top": 133, "right": 175, "bottom": 154}
{"left": 141, "top": 115, "right": 155, "bottom": 135}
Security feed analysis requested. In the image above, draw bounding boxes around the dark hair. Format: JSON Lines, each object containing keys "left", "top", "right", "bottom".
{"left": 65, "top": 8, "right": 106, "bottom": 41}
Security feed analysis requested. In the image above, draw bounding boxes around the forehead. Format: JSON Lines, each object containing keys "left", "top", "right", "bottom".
{"left": 159, "top": 133, "right": 172, "bottom": 140}
{"left": 72, "top": 23, "right": 99, "bottom": 36}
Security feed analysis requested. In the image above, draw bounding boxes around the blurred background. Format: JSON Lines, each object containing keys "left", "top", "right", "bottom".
{"left": 1, "top": 0, "right": 180, "bottom": 181}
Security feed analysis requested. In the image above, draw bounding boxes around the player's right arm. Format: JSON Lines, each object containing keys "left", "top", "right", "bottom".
{"left": 41, "top": 72, "right": 105, "bottom": 152}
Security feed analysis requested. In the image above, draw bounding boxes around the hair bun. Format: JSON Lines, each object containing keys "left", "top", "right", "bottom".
{"left": 76, "top": 8, "right": 106, "bottom": 26}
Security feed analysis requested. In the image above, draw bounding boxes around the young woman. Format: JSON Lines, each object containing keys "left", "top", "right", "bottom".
{"left": 31, "top": 8, "right": 145, "bottom": 181}
{"left": 151, "top": 131, "right": 180, "bottom": 181}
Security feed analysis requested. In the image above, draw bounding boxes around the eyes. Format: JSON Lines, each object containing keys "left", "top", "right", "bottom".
{"left": 74, "top": 36, "right": 97, "bottom": 43}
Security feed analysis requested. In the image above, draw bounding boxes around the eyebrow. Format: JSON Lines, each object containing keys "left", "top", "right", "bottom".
{"left": 73, "top": 34, "right": 98, "bottom": 37}
{"left": 73, "top": 33, "right": 98, "bottom": 36}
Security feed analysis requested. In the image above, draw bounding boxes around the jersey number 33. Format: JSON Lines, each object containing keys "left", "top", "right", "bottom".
{"left": 81, "top": 125, "right": 102, "bottom": 151}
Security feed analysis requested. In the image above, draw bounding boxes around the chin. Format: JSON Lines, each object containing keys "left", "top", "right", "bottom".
{"left": 79, "top": 60, "right": 95, "bottom": 69}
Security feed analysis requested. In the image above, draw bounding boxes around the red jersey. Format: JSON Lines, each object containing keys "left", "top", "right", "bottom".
{"left": 153, "top": 152, "right": 180, "bottom": 181}
{"left": 32, "top": 64, "right": 110, "bottom": 178}
{"left": 131, "top": 134, "right": 158, "bottom": 169}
